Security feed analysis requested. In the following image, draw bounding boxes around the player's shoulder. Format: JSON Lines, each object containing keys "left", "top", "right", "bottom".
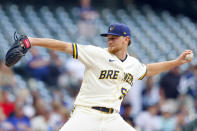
{"left": 78, "top": 44, "right": 108, "bottom": 53}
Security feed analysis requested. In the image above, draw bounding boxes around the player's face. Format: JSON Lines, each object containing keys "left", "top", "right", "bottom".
{"left": 107, "top": 35, "right": 127, "bottom": 54}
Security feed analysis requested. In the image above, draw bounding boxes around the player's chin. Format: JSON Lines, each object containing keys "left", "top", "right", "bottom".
{"left": 109, "top": 46, "right": 120, "bottom": 53}
{"left": 108, "top": 47, "right": 115, "bottom": 54}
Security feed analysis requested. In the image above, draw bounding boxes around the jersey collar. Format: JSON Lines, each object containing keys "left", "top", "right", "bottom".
{"left": 119, "top": 54, "right": 128, "bottom": 62}
{"left": 106, "top": 48, "right": 128, "bottom": 63}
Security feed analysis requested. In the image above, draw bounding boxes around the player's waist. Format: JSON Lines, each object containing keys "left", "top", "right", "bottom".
{"left": 92, "top": 106, "right": 115, "bottom": 114}
{"left": 74, "top": 105, "right": 119, "bottom": 114}
{"left": 74, "top": 95, "right": 122, "bottom": 112}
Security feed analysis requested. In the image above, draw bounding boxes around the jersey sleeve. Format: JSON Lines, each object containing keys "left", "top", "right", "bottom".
{"left": 72, "top": 43, "right": 101, "bottom": 67}
{"left": 137, "top": 63, "right": 147, "bottom": 80}
{"left": 133, "top": 59, "right": 147, "bottom": 81}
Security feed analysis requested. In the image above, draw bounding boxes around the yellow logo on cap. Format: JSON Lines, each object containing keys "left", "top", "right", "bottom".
{"left": 109, "top": 26, "right": 114, "bottom": 31}
{"left": 123, "top": 32, "right": 127, "bottom": 35}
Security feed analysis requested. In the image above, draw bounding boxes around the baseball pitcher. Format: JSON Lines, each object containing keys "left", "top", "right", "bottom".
{"left": 6, "top": 23, "right": 193, "bottom": 131}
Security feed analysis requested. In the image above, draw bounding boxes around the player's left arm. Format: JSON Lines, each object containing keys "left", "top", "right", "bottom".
{"left": 28, "top": 37, "right": 73, "bottom": 55}
{"left": 146, "top": 50, "right": 192, "bottom": 76}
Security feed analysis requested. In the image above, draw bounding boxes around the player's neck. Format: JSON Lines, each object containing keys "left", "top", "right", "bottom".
{"left": 114, "top": 50, "right": 127, "bottom": 61}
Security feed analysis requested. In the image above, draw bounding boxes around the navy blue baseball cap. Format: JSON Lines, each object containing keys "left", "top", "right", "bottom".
{"left": 100, "top": 23, "right": 131, "bottom": 37}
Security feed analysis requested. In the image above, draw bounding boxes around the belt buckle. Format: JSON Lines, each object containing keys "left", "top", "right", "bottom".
{"left": 106, "top": 108, "right": 113, "bottom": 114}
{"left": 92, "top": 106, "right": 114, "bottom": 114}
{"left": 108, "top": 108, "right": 112, "bottom": 114}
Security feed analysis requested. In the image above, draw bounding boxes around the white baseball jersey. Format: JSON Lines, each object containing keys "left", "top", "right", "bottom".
{"left": 72, "top": 43, "right": 147, "bottom": 112}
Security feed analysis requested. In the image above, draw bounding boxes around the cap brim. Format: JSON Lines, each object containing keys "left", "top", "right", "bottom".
{"left": 100, "top": 33, "right": 120, "bottom": 37}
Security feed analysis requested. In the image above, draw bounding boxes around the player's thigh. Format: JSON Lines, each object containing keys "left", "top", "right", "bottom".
{"left": 59, "top": 109, "right": 99, "bottom": 131}
{"left": 104, "top": 114, "right": 136, "bottom": 131}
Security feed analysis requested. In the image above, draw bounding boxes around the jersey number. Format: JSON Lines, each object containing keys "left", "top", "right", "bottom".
{"left": 119, "top": 87, "right": 128, "bottom": 100}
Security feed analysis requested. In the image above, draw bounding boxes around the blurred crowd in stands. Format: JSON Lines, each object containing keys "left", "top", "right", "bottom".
{"left": 0, "top": 0, "right": 197, "bottom": 131}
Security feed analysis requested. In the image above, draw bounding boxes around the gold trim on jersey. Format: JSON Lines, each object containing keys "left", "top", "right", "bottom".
{"left": 138, "top": 67, "right": 147, "bottom": 80}
{"left": 72, "top": 43, "right": 78, "bottom": 59}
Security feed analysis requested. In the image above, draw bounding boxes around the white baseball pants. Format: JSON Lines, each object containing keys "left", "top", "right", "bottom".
{"left": 59, "top": 106, "right": 136, "bottom": 131}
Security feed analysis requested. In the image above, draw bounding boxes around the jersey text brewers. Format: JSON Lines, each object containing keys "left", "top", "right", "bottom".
{"left": 72, "top": 43, "right": 147, "bottom": 112}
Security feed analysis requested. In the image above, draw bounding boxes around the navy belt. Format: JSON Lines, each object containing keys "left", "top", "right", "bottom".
{"left": 92, "top": 106, "right": 114, "bottom": 114}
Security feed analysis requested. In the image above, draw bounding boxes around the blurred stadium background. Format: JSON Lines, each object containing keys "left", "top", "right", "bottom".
{"left": 0, "top": 0, "right": 197, "bottom": 130}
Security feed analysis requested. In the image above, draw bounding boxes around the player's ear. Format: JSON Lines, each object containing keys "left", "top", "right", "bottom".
{"left": 125, "top": 36, "right": 131, "bottom": 46}
{"left": 128, "top": 39, "right": 131, "bottom": 46}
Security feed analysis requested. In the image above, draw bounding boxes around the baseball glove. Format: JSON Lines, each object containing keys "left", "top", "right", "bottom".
{"left": 5, "top": 32, "right": 31, "bottom": 67}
